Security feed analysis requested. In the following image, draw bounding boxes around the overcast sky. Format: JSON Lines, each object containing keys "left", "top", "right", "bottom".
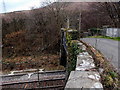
{"left": 0, "top": 0, "right": 53, "bottom": 13}
{"left": 1, "top": 0, "right": 118, "bottom": 13}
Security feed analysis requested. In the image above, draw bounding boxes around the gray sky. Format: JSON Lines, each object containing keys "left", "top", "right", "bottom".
{"left": 0, "top": 0, "right": 119, "bottom": 13}
{"left": 0, "top": 0, "right": 53, "bottom": 13}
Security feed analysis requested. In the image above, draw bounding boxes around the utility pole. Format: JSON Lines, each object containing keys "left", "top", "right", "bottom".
{"left": 79, "top": 3, "right": 83, "bottom": 38}
{"left": 2, "top": 0, "right": 6, "bottom": 13}
{"left": 67, "top": 17, "right": 70, "bottom": 29}
{"left": 79, "top": 12, "right": 82, "bottom": 38}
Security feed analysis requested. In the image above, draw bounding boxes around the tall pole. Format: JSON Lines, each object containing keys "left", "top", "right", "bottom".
{"left": 2, "top": 0, "right": 6, "bottom": 13}
{"left": 79, "top": 12, "right": 81, "bottom": 37}
{"left": 79, "top": 3, "right": 83, "bottom": 38}
{"left": 67, "top": 17, "right": 70, "bottom": 29}
{"left": 95, "top": 13, "right": 99, "bottom": 49}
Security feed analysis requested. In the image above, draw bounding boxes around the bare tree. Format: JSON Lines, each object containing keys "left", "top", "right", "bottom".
{"left": 104, "top": 2, "right": 120, "bottom": 27}
{"left": 24, "top": 1, "right": 68, "bottom": 55}
{"left": 40, "top": 1, "right": 68, "bottom": 52}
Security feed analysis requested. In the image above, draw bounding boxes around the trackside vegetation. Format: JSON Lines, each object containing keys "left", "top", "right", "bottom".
{"left": 65, "top": 29, "right": 81, "bottom": 74}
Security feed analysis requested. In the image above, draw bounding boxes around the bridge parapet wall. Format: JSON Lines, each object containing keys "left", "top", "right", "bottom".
{"left": 65, "top": 41, "right": 103, "bottom": 89}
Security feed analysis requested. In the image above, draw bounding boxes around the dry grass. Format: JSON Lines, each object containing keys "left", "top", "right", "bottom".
{"left": 2, "top": 54, "right": 65, "bottom": 74}
{"left": 80, "top": 40, "right": 120, "bottom": 90}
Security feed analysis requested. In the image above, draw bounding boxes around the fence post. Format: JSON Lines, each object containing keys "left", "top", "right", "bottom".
{"left": 60, "top": 28, "right": 67, "bottom": 67}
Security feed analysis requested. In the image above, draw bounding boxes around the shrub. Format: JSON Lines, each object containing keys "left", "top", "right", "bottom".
{"left": 66, "top": 31, "right": 80, "bottom": 73}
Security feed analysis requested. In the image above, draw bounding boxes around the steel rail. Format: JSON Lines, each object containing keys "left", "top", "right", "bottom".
{"left": 1, "top": 70, "right": 66, "bottom": 77}
{"left": 1, "top": 78, "right": 65, "bottom": 86}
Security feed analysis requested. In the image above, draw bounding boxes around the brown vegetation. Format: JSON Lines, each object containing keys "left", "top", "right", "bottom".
{"left": 2, "top": 2, "right": 119, "bottom": 72}
{"left": 80, "top": 40, "right": 120, "bottom": 89}
{"left": 2, "top": 54, "right": 65, "bottom": 73}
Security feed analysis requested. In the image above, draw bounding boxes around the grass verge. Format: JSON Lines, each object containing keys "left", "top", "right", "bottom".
{"left": 80, "top": 40, "right": 120, "bottom": 90}
{"left": 87, "top": 36, "right": 120, "bottom": 41}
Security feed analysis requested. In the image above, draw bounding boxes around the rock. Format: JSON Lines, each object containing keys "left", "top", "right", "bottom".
{"left": 76, "top": 54, "right": 95, "bottom": 71}
{"left": 98, "top": 68, "right": 104, "bottom": 74}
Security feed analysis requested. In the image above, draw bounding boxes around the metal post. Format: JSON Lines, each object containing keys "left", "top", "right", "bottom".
{"left": 37, "top": 69, "right": 40, "bottom": 87}
{"left": 95, "top": 13, "right": 99, "bottom": 49}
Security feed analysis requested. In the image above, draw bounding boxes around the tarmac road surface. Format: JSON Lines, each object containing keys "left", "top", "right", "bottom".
{"left": 81, "top": 38, "right": 120, "bottom": 72}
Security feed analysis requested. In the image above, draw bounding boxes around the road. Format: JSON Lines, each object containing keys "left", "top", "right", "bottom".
{"left": 81, "top": 38, "right": 119, "bottom": 72}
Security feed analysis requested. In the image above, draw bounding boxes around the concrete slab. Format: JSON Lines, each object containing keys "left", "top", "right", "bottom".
{"left": 65, "top": 71, "right": 103, "bottom": 89}
{"left": 76, "top": 60, "right": 95, "bottom": 71}
{"left": 78, "top": 42, "right": 83, "bottom": 46}
{"left": 76, "top": 64, "right": 95, "bottom": 71}
{"left": 79, "top": 52, "right": 91, "bottom": 56}
{"left": 78, "top": 42, "right": 83, "bottom": 50}
{"left": 82, "top": 45, "right": 87, "bottom": 51}
{"left": 77, "top": 54, "right": 93, "bottom": 61}
{"left": 76, "top": 53, "right": 95, "bottom": 71}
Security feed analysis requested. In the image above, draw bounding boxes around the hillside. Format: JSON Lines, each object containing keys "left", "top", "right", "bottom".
{"left": 1, "top": 2, "right": 112, "bottom": 72}
{"left": 2, "top": 2, "right": 93, "bottom": 55}
{"left": 1, "top": 2, "right": 92, "bottom": 20}
{"left": 2, "top": 2, "right": 112, "bottom": 55}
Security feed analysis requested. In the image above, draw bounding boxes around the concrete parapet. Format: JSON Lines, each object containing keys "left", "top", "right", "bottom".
{"left": 76, "top": 52, "right": 95, "bottom": 71}
{"left": 65, "top": 41, "right": 103, "bottom": 89}
{"left": 65, "top": 71, "right": 103, "bottom": 89}
{"left": 82, "top": 45, "right": 87, "bottom": 51}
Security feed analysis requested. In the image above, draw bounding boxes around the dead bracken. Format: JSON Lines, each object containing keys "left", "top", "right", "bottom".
{"left": 2, "top": 54, "right": 65, "bottom": 74}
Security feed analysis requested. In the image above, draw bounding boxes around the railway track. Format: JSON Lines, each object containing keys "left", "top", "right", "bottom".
{"left": 0, "top": 70, "right": 66, "bottom": 90}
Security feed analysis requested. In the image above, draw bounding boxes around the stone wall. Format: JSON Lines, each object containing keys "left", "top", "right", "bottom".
{"left": 65, "top": 41, "right": 103, "bottom": 89}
